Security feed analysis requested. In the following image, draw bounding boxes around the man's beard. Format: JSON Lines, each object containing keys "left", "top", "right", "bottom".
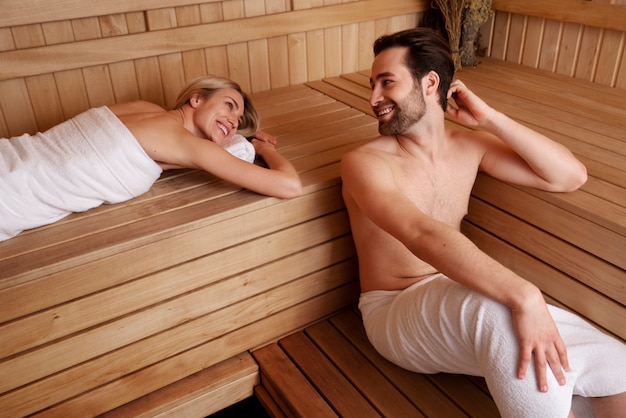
{"left": 378, "top": 87, "right": 426, "bottom": 136}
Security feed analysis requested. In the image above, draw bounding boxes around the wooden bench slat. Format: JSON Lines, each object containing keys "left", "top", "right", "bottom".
{"left": 255, "top": 309, "right": 503, "bottom": 418}
{"left": 0, "top": 253, "right": 358, "bottom": 395}
{"left": 0, "top": 184, "right": 345, "bottom": 289}
{"left": 464, "top": 222, "right": 625, "bottom": 341}
{"left": 467, "top": 198, "right": 625, "bottom": 307}
{"left": 305, "top": 79, "right": 374, "bottom": 116}
{"left": 0, "top": 215, "right": 355, "bottom": 356}
{"left": 305, "top": 320, "right": 427, "bottom": 417}
{"left": 472, "top": 175, "right": 624, "bottom": 269}
{"left": 330, "top": 310, "right": 488, "bottom": 418}
{"left": 253, "top": 343, "right": 338, "bottom": 417}
{"left": 259, "top": 94, "right": 338, "bottom": 122}
{"left": 279, "top": 332, "right": 381, "bottom": 417}
{"left": 462, "top": 58, "right": 626, "bottom": 123}
{"left": 100, "top": 352, "right": 258, "bottom": 418}
{"left": 424, "top": 373, "right": 499, "bottom": 418}
{"left": 5, "top": 281, "right": 360, "bottom": 417}
{"left": 254, "top": 385, "right": 287, "bottom": 418}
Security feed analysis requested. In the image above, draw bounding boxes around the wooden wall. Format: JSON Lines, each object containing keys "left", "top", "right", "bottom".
{"left": 3, "top": 0, "right": 624, "bottom": 140}
{"left": 0, "top": 0, "right": 425, "bottom": 138}
{"left": 481, "top": 0, "right": 626, "bottom": 88}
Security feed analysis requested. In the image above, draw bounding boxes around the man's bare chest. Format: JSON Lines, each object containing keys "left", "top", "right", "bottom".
{"left": 397, "top": 164, "right": 477, "bottom": 227}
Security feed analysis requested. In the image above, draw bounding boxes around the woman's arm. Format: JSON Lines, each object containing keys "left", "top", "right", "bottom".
{"left": 188, "top": 133, "right": 302, "bottom": 199}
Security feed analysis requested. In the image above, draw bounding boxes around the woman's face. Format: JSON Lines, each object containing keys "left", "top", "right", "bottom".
{"left": 192, "top": 88, "right": 245, "bottom": 145}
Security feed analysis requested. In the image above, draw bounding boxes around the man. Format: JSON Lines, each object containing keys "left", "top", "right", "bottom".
{"left": 341, "top": 28, "right": 626, "bottom": 417}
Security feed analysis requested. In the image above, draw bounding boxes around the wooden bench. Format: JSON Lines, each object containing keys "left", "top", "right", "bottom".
{"left": 0, "top": 84, "right": 370, "bottom": 416}
{"left": 0, "top": 1, "right": 427, "bottom": 414}
{"left": 251, "top": 58, "right": 626, "bottom": 416}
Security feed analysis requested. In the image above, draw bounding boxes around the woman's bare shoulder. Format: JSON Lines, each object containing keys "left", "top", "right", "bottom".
{"left": 108, "top": 100, "right": 166, "bottom": 116}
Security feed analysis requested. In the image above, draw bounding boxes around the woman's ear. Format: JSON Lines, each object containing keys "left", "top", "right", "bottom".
{"left": 189, "top": 94, "right": 203, "bottom": 109}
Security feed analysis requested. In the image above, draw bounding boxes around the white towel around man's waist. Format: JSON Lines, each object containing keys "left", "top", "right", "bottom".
{"left": 359, "top": 274, "right": 626, "bottom": 417}
{"left": 0, "top": 106, "right": 162, "bottom": 241}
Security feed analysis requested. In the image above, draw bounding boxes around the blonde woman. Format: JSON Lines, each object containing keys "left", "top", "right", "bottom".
{"left": 0, "top": 76, "right": 302, "bottom": 241}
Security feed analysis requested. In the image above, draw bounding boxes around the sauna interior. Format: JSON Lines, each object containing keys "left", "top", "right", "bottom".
{"left": 1, "top": 0, "right": 625, "bottom": 416}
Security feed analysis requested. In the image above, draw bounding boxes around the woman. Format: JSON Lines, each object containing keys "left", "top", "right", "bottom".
{"left": 0, "top": 76, "right": 302, "bottom": 241}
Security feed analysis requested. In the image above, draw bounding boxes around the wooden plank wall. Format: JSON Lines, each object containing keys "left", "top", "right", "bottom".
{"left": 482, "top": 0, "right": 626, "bottom": 88}
{"left": 0, "top": 0, "right": 425, "bottom": 139}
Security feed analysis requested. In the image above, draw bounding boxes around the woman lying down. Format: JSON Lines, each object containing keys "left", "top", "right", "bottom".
{"left": 0, "top": 76, "right": 303, "bottom": 241}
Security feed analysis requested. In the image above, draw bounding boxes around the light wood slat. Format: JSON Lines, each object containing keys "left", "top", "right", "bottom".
{"left": 0, "top": 0, "right": 428, "bottom": 80}
{"left": 278, "top": 332, "right": 381, "bottom": 417}
{"left": 0, "top": 205, "right": 350, "bottom": 325}
{"left": 253, "top": 343, "right": 339, "bottom": 417}
{"left": 466, "top": 198, "right": 625, "bottom": 306}
{"left": 1, "top": 272, "right": 360, "bottom": 416}
{"left": 306, "top": 29, "right": 326, "bottom": 81}
{"left": 518, "top": 180, "right": 626, "bottom": 229}
{"left": 261, "top": 98, "right": 345, "bottom": 127}
{"left": 24, "top": 73, "right": 65, "bottom": 129}
{"left": 306, "top": 79, "right": 374, "bottom": 115}
{"left": 0, "top": 185, "right": 344, "bottom": 290}
{"left": 0, "top": 217, "right": 354, "bottom": 356}
{"left": 464, "top": 223, "right": 626, "bottom": 342}
{"left": 268, "top": 108, "right": 367, "bottom": 138}
{"left": 100, "top": 352, "right": 258, "bottom": 418}
{"left": 25, "top": 284, "right": 359, "bottom": 417}
{"left": 1, "top": 0, "right": 223, "bottom": 27}
{"left": 305, "top": 321, "right": 427, "bottom": 417}
{"left": 0, "top": 78, "right": 36, "bottom": 136}
{"left": 283, "top": 124, "right": 377, "bottom": 162}
{"left": 492, "top": 0, "right": 626, "bottom": 32}
{"left": 459, "top": 63, "right": 626, "bottom": 138}
{"left": 330, "top": 310, "right": 482, "bottom": 418}
{"left": 472, "top": 175, "right": 625, "bottom": 268}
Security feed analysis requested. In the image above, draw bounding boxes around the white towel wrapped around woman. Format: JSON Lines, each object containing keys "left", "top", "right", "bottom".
{"left": 0, "top": 106, "right": 255, "bottom": 241}
{"left": 0, "top": 106, "right": 163, "bottom": 241}
{"left": 359, "top": 274, "right": 626, "bottom": 418}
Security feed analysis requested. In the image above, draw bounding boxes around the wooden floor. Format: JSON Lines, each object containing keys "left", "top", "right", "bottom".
{"left": 253, "top": 308, "right": 500, "bottom": 418}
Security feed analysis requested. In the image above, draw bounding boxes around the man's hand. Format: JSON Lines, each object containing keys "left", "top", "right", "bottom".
{"left": 445, "top": 80, "right": 494, "bottom": 127}
{"left": 510, "top": 289, "right": 570, "bottom": 392}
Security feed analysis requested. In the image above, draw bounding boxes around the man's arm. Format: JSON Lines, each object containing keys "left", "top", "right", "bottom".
{"left": 341, "top": 150, "right": 569, "bottom": 393}
{"left": 446, "top": 80, "right": 587, "bottom": 192}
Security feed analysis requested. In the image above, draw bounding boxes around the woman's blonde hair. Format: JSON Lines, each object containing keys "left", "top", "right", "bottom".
{"left": 173, "top": 75, "right": 259, "bottom": 137}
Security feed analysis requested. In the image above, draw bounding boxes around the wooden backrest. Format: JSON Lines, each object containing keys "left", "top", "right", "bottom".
{"left": 0, "top": 0, "right": 425, "bottom": 138}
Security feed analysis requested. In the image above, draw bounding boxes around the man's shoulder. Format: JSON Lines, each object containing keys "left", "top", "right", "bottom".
{"left": 340, "top": 138, "right": 396, "bottom": 188}
{"left": 343, "top": 136, "right": 395, "bottom": 159}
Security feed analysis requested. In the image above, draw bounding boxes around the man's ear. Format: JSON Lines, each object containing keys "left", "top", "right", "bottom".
{"left": 422, "top": 71, "right": 440, "bottom": 97}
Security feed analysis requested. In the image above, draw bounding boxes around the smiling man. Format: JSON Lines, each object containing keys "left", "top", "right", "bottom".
{"left": 340, "top": 28, "right": 626, "bottom": 417}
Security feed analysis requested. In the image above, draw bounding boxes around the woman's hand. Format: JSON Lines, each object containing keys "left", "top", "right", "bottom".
{"left": 249, "top": 130, "right": 278, "bottom": 145}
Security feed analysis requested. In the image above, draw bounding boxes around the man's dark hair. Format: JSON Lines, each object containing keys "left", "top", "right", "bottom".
{"left": 373, "top": 28, "right": 454, "bottom": 111}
